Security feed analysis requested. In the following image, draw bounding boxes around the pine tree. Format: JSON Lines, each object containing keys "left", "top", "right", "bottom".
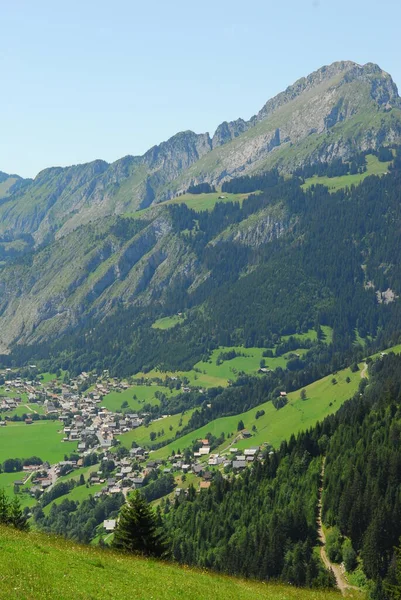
{"left": 0, "top": 489, "right": 10, "bottom": 524}
{"left": 9, "top": 496, "right": 29, "bottom": 531}
{"left": 112, "top": 491, "right": 166, "bottom": 557}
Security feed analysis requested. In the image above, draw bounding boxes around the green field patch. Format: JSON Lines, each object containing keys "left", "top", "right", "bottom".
{"left": 101, "top": 384, "right": 178, "bottom": 413}
{"left": 151, "top": 314, "right": 186, "bottom": 330}
{"left": 193, "top": 346, "right": 301, "bottom": 384}
{"left": 0, "top": 525, "right": 341, "bottom": 600}
{"left": 42, "top": 482, "right": 105, "bottom": 515}
{"left": 281, "top": 326, "right": 333, "bottom": 344}
{"left": 40, "top": 372, "right": 61, "bottom": 383}
{"left": 162, "top": 191, "right": 253, "bottom": 212}
{"left": 302, "top": 154, "right": 391, "bottom": 192}
{"left": 142, "top": 344, "right": 309, "bottom": 390}
{"left": 118, "top": 409, "right": 195, "bottom": 450}
{"left": 2, "top": 403, "right": 46, "bottom": 418}
{"left": 0, "top": 421, "right": 77, "bottom": 463}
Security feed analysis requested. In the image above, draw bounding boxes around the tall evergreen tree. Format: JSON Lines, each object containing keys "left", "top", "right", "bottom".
{"left": 112, "top": 492, "right": 166, "bottom": 557}
{"left": 9, "top": 496, "right": 29, "bottom": 531}
{"left": 0, "top": 489, "right": 10, "bottom": 525}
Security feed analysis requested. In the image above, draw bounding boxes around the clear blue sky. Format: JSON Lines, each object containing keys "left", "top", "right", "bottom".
{"left": 1, "top": 0, "right": 400, "bottom": 178}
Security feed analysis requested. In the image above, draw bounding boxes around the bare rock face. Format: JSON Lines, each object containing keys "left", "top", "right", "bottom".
{"left": 212, "top": 119, "right": 250, "bottom": 148}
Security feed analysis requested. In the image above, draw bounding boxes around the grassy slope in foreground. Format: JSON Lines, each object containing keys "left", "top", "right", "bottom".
{"left": 0, "top": 526, "right": 340, "bottom": 600}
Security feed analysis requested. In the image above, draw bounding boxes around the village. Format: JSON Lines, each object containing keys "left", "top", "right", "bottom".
{"left": 0, "top": 367, "right": 265, "bottom": 532}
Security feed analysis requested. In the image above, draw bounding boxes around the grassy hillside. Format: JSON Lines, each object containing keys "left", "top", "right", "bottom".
{"left": 100, "top": 383, "right": 180, "bottom": 413}
{"left": 118, "top": 409, "right": 195, "bottom": 449}
{"left": 0, "top": 525, "right": 341, "bottom": 600}
{"left": 151, "top": 363, "right": 362, "bottom": 460}
{"left": 137, "top": 328, "right": 333, "bottom": 389}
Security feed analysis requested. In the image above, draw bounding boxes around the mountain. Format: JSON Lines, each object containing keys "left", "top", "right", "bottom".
{"left": 1, "top": 61, "right": 400, "bottom": 246}
{"left": 1, "top": 147, "right": 400, "bottom": 370}
{"left": 0, "top": 60, "right": 400, "bottom": 364}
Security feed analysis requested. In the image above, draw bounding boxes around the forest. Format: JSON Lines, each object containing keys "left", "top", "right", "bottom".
{"left": 164, "top": 353, "right": 401, "bottom": 598}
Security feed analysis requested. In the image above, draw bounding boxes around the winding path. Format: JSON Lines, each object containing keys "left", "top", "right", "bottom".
{"left": 360, "top": 363, "right": 368, "bottom": 379}
{"left": 317, "top": 459, "right": 360, "bottom": 596}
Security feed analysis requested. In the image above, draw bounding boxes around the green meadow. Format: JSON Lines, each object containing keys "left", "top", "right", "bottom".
{"left": 162, "top": 191, "right": 252, "bottom": 212}
{"left": 140, "top": 327, "right": 333, "bottom": 389}
{"left": 151, "top": 314, "right": 186, "bottom": 330}
{"left": 42, "top": 482, "right": 105, "bottom": 516}
{"left": 118, "top": 409, "right": 195, "bottom": 450}
{"left": 302, "top": 154, "right": 391, "bottom": 192}
{"left": 1, "top": 403, "right": 46, "bottom": 418}
{"left": 0, "top": 420, "right": 77, "bottom": 463}
{"left": 101, "top": 384, "right": 179, "bottom": 413}
{"left": 0, "top": 525, "right": 341, "bottom": 600}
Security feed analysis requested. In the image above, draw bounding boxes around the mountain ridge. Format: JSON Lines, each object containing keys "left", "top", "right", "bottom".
{"left": 0, "top": 60, "right": 400, "bottom": 245}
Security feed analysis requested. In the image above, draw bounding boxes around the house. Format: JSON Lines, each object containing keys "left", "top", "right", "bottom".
{"left": 244, "top": 448, "right": 258, "bottom": 457}
{"left": 192, "top": 464, "right": 204, "bottom": 476}
{"left": 103, "top": 520, "right": 116, "bottom": 532}
{"left": 233, "top": 460, "right": 247, "bottom": 470}
{"left": 242, "top": 430, "right": 251, "bottom": 438}
{"left": 199, "top": 481, "right": 211, "bottom": 490}
{"left": 132, "top": 477, "right": 144, "bottom": 488}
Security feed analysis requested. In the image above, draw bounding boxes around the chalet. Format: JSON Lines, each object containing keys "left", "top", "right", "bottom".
{"left": 199, "top": 481, "right": 211, "bottom": 490}
{"left": 242, "top": 430, "right": 251, "bottom": 438}
{"left": 233, "top": 460, "right": 247, "bottom": 470}
{"left": 192, "top": 464, "right": 204, "bottom": 475}
{"left": 132, "top": 477, "right": 144, "bottom": 488}
{"left": 103, "top": 519, "right": 117, "bottom": 532}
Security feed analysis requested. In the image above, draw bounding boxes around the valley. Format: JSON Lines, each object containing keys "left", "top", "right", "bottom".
{"left": 1, "top": 58, "right": 401, "bottom": 599}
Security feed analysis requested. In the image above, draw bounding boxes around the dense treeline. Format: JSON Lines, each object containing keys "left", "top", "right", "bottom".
{"left": 165, "top": 439, "right": 333, "bottom": 587}
{"left": 186, "top": 183, "right": 216, "bottom": 194}
{"left": 165, "top": 353, "right": 401, "bottom": 597}
{"left": 221, "top": 169, "right": 281, "bottom": 193}
{"left": 321, "top": 353, "right": 401, "bottom": 597}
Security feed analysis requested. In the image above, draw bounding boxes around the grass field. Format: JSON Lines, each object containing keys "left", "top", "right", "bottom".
{"left": 192, "top": 346, "right": 309, "bottom": 385}
{"left": 0, "top": 525, "right": 341, "bottom": 600}
{"left": 42, "top": 482, "right": 105, "bottom": 516}
{"left": 151, "top": 314, "right": 186, "bottom": 330}
{"left": 282, "top": 325, "right": 333, "bottom": 344}
{"left": 162, "top": 191, "right": 253, "bottom": 212}
{"left": 139, "top": 328, "right": 333, "bottom": 389}
{"left": 302, "top": 154, "right": 391, "bottom": 192}
{"left": 2, "top": 403, "right": 46, "bottom": 417}
{"left": 0, "top": 420, "right": 77, "bottom": 463}
{"left": 151, "top": 364, "right": 362, "bottom": 460}
{"left": 101, "top": 384, "right": 179, "bottom": 413}
{"left": 118, "top": 409, "right": 195, "bottom": 450}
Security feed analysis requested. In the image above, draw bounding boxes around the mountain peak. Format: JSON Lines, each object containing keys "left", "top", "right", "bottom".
{"left": 256, "top": 60, "right": 400, "bottom": 122}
